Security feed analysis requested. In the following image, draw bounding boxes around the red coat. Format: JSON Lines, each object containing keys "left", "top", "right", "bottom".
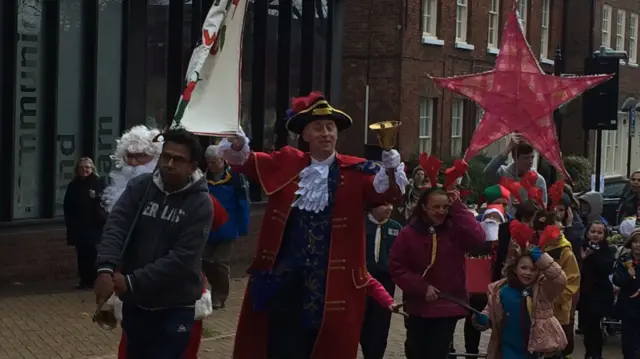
{"left": 388, "top": 200, "right": 485, "bottom": 318}
{"left": 231, "top": 146, "right": 400, "bottom": 359}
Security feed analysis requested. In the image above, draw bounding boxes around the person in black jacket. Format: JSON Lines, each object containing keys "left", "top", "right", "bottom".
{"left": 613, "top": 228, "right": 640, "bottom": 359}
{"left": 63, "top": 157, "right": 106, "bottom": 289}
{"left": 556, "top": 192, "right": 586, "bottom": 267}
{"left": 493, "top": 201, "right": 539, "bottom": 281}
{"left": 578, "top": 221, "right": 614, "bottom": 359}
{"left": 617, "top": 170, "right": 640, "bottom": 223}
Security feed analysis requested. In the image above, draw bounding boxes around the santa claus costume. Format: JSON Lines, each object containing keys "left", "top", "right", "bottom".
{"left": 103, "top": 125, "right": 226, "bottom": 359}
{"left": 217, "top": 92, "right": 407, "bottom": 359}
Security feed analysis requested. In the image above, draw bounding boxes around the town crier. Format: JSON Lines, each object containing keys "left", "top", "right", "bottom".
{"left": 216, "top": 92, "right": 409, "bottom": 359}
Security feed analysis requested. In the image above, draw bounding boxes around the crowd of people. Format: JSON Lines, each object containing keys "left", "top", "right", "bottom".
{"left": 61, "top": 92, "right": 640, "bottom": 359}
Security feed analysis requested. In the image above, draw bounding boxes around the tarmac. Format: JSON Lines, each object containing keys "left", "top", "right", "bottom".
{"left": 0, "top": 277, "right": 621, "bottom": 358}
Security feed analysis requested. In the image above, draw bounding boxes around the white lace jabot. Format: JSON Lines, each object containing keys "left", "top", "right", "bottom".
{"left": 291, "top": 153, "right": 335, "bottom": 213}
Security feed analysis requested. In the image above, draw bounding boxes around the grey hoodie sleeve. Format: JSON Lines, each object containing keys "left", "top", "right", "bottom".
{"left": 95, "top": 177, "right": 146, "bottom": 274}
{"left": 126, "top": 193, "right": 213, "bottom": 294}
{"left": 537, "top": 174, "right": 548, "bottom": 206}
{"left": 483, "top": 153, "right": 508, "bottom": 185}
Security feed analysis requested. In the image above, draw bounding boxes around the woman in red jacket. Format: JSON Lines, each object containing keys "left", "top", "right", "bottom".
{"left": 117, "top": 194, "right": 228, "bottom": 359}
{"left": 388, "top": 187, "right": 485, "bottom": 359}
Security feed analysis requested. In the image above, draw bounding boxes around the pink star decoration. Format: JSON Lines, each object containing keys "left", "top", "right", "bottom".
{"left": 428, "top": 1, "right": 613, "bottom": 179}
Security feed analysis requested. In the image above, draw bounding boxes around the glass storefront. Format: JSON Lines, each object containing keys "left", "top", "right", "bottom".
{"left": 0, "top": 0, "right": 341, "bottom": 223}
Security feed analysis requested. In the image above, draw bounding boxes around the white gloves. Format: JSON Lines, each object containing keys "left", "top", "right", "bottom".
{"left": 381, "top": 149, "right": 401, "bottom": 169}
{"left": 215, "top": 126, "right": 250, "bottom": 165}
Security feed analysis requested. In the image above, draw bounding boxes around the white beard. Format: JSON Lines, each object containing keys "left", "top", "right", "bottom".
{"left": 481, "top": 219, "right": 500, "bottom": 242}
{"left": 102, "top": 158, "right": 159, "bottom": 212}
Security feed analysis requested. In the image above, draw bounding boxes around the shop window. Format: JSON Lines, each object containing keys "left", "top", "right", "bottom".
{"left": 13, "top": 0, "right": 46, "bottom": 219}
{"left": 55, "top": 0, "right": 85, "bottom": 216}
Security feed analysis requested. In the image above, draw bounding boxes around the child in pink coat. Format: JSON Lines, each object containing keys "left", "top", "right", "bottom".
{"left": 474, "top": 217, "right": 568, "bottom": 359}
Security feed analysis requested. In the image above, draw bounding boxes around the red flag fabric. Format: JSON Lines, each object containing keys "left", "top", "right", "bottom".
{"left": 428, "top": 4, "right": 613, "bottom": 180}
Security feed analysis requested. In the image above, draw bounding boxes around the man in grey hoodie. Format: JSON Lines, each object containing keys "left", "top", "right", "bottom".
{"left": 484, "top": 136, "right": 547, "bottom": 215}
{"left": 94, "top": 128, "right": 213, "bottom": 358}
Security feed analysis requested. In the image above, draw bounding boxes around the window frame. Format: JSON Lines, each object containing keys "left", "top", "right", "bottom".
{"left": 540, "top": 0, "right": 550, "bottom": 59}
{"left": 451, "top": 99, "right": 464, "bottom": 156}
{"left": 487, "top": 0, "right": 500, "bottom": 49}
{"left": 455, "top": 0, "right": 468, "bottom": 43}
{"left": 518, "top": 0, "right": 528, "bottom": 36}
{"left": 419, "top": 97, "right": 434, "bottom": 154}
{"left": 631, "top": 13, "right": 639, "bottom": 64}
{"left": 475, "top": 106, "right": 484, "bottom": 128}
{"left": 422, "top": 0, "right": 438, "bottom": 38}
{"left": 616, "top": 9, "right": 626, "bottom": 52}
{"left": 602, "top": 5, "right": 612, "bottom": 48}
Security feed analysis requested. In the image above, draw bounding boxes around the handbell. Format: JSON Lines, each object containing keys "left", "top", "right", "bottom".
{"left": 368, "top": 121, "right": 402, "bottom": 150}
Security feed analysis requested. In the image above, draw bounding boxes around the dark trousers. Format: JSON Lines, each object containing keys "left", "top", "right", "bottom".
{"left": 121, "top": 303, "right": 195, "bottom": 359}
{"left": 266, "top": 279, "right": 318, "bottom": 359}
{"left": 405, "top": 315, "right": 460, "bottom": 359}
{"left": 622, "top": 316, "right": 640, "bottom": 359}
{"left": 581, "top": 311, "right": 604, "bottom": 358}
{"left": 462, "top": 295, "right": 488, "bottom": 354}
{"left": 562, "top": 323, "right": 575, "bottom": 356}
{"left": 201, "top": 241, "right": 233, "bottom": 306}
{"left": 75, "top": 244, "right": 97, "bottom": 287}
{"left": 360, "top": 272, "right": 396, "bottom": 359}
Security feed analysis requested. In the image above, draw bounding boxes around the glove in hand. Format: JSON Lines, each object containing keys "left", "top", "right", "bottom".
{"left": 381, "top": 149, "right": 401, "bottom": 169}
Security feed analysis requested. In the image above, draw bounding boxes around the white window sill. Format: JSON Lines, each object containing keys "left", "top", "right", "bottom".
{"left": 541, "top": 58, "right": 555, "bottom": 65}
{"left": 487, "top": 47, "right": 499, "bottom": 55}
{"left": 455, "top": 42, "right": 475, "bottom": 51}
{"left": 422, "top": 36, "right": 444, "bottom": 46}
{"left": 628, "top": 62, "right": 639, "bottom": 67}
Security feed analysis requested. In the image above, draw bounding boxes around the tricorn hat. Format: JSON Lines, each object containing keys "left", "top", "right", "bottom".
{"left": 285, "top": 91, "right": 353, "bottom": 134}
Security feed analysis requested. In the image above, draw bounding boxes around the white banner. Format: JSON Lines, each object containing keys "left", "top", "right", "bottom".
{"left": 175, "top": 0, "right": 247, "bottom": 136}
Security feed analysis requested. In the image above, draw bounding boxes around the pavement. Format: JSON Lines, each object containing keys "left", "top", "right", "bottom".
{"left": 0, "top": 277, "right": 622, "bottom": 358}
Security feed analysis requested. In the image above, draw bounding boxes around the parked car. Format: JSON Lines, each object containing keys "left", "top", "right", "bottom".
{"left": 575, "top": 177, "right": 628, "bottom": 225}
{"left": 602, "top": 177, "right": 629, "bottom": 225}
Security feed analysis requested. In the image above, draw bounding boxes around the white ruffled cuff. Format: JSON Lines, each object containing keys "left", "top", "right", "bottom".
{"left": 216, "top": 135, "right": 251, "bottom": 165}
{"left": 291, "top": 165, "right": 330, "bottom": 213}
{"left": 373, "top": 162, "right": 409, "bottom": 194}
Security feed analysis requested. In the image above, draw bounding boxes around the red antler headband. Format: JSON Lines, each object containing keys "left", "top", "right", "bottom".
{"left": 419, "top": 153, "right": 442, "bottom": 188}
{"left": 499, "top": 171, "right": 544, "bottom": 208}
{"left": 509, "top": 219, "right": 561, "bottom": 252}
{"left": 547, "top": 179, "right": 565, "bottom": 210}
{"left": 501, "top": 172, "right": 565, "bottom": 211}
{"left": 418, "top": 153, "right": 469, "bottom": 190}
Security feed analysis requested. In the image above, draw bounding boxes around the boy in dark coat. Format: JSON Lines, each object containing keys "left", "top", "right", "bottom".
{"left": 360, "top": 203, "right": 402, "bottom": 359}
{"left": 613, "top": 228, "right": 640, "bottom": 359}
{"left": 578, "top": 221, "right": 614, "bottom": 359}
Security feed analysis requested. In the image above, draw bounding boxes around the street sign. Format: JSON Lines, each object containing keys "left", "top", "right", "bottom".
{"left": 631, "top": 107, "right": 636, "bottom": 137}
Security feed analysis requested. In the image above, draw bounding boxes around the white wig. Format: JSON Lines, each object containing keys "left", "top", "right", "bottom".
{"left": 205, "top": 145, "right": 219, "bottom": 160}
{"left": 112, "top": 125, "right": 162, "bottom": 168}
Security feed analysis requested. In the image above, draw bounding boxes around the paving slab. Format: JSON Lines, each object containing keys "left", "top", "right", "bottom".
{"left": 0, "top": 278, "right": 621, "bottom": 358}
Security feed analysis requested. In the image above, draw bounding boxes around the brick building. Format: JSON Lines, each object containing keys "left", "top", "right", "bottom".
{"left": 0, "top": 0, "right": 341, "bottom": 283}
{"left": 339, "top": 0, "right": 565, "bottom": 160}
{"left": 563, "top": 0, "right": 640, "bottom": 177}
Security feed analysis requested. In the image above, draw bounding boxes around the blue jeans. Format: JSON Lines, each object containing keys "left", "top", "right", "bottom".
{"left": 122, "top": 303, "right": 195, "bottom": 359}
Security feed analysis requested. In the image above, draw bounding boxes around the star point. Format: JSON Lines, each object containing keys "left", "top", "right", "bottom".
{"left": 429, "top": 7, "right": 613, "bottom": 179}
